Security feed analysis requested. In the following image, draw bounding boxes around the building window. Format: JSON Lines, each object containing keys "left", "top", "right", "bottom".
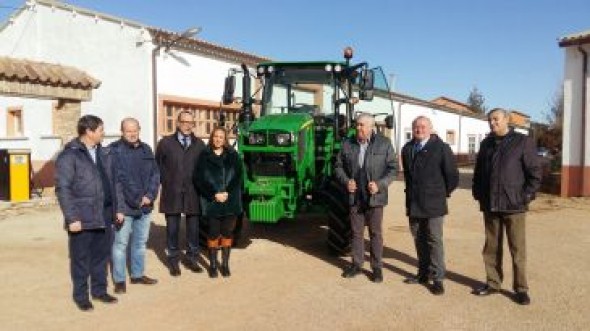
{"left": 160, "top": 100, "right": 238, "bottom": 138}
{"left": 468, "top": 135, "right": 477, "bottom": 154}
{"left": 404, "top": 129, "right": 412, "bottom": 143}
{"left": 6, "top": 107, "right": 23, "bottom": 137}
{"left": 446, "top": 130, "right": 456, "bottom": 145}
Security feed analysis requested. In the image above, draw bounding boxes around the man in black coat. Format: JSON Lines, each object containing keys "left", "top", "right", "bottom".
{"left": 472, "top": 108, "right": 542, "bottom": 305}
{"left": 155, "top": 110, "right": 206, "bottom": 276}
{"left": 55, "top": 115, "right": 118, "bottom": 311}
{"left": 401, "top": 116, "right": 459, "bottom": 295}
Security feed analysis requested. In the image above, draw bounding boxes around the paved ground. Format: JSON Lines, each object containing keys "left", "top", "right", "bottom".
{"left": 1, "top": 174, "right": 589, "bottom": 331}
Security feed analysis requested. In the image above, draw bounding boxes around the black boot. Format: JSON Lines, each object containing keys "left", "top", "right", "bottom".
{"left": 168, "top": 257, "right": 181, "bottom": 277}
{"left": 220, "top": 247, "right": 231, "bottom": 277}
{"left": 208, "top": 248, "right": 219, "bottom": 278}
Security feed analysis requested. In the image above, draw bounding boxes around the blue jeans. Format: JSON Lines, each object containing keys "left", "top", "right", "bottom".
{"left": 112, "top": 213, "right": 151, "bottom": 283}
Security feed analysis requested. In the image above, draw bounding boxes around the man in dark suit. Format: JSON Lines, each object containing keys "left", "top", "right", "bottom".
{"left": 401, "top": 116, "right": 459, "bottom": 295}
{"left": 155, "top": 110, "right": 206, "bottom": 276}
{"left": 472, "top": 108, "right": 542, "bottom": 305}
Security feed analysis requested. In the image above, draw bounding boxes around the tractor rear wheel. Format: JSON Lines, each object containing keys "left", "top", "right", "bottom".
{"left": 320, "top": 178, "right": 351, "bottom": 255}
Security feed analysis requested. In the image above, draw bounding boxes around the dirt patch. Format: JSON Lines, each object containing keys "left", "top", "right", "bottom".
{"left": 0, "top": 182, "right": 589, "bottom": 330}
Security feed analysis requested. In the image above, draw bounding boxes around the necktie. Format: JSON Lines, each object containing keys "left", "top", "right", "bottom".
{"left": 182, "top": 136, "right": 189, "bottom": 150}
{"left": 413, "top": 142, "right": 422, "bottom": 157}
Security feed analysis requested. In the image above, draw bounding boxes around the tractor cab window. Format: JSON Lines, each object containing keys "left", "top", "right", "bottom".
{"left": 262, "top": 68, "right": 336, "bottom": 116}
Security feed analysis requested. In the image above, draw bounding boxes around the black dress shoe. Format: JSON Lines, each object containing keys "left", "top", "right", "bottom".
{"left": 472, "top": 285, "right": 499, "bottom": 296}
{"left": 431, "top": 281, "right": 445, "bottom": 295}
{"left": 514, "top": 291, "right": 531, "bottom": 305}
{"left": 184, "top": 259, "right": 204, "bottom": 273}
{"left": 341, "top": 265, "right": 362, "bottom": 278}
{"left": 92, "top": 293, "right": 118, "bottom": 304}
{"left": 372, "top": 268, "right": 383, "bottom": 283}
{"left": 130, "top": 276, "right": 158, "bottom": 285}
{"left": 114, "top": 282, "right": 126, "bottom": 294}
{"left": 75, "top": 300, "right": 94, "bottom": 312}
{"left": 404, "top": 275, "right": 428, "bottom": 285}
{"left": 169, "top": 263, "right": 181, "bottom": 277}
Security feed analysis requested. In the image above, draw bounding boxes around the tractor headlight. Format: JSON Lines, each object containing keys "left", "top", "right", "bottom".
{"left": 267, "top": 66, "right": 274, "bottom": 73}
{"left": 334, "top": 64, "right": 342, "bottom": 72}
{"left": 273, "top": 133, "right": 293, "bottom": 146}
{"left": 248, "top": 132, "right": 266, "bottom": 145}
{"left": 257, "top": 66, "right": 265, "bottom": 75}
{"left": 325, "top": 64, "right": 333, "bottom": 72}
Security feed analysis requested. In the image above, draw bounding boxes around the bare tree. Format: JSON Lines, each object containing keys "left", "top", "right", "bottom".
{"left": 466, "top": 86, "right": 487, "bottom": 114}
{"left": 537, "top": 87, "right": 564, "bottom": 152}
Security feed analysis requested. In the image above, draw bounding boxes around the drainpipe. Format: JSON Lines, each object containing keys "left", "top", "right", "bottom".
{"left": 458, "top": 113, "right": 462, "bottom": 161}
{"left": 578, "top": 46, "right": 588, "bottom": 194}
{"left": 151, "top": 45, "right": 161, "bottom": 149}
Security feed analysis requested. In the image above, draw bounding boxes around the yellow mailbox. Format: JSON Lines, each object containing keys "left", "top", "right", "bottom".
{"left": 0, "top": 149, "right": 31, "bottom": 202}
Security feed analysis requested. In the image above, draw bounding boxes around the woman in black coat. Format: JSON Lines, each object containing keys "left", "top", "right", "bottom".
{"left": 193, "top": 127, "right": 242, "bottom": 278}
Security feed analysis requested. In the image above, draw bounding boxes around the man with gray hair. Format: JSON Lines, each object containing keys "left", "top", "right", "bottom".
{"left": 110, "top": 118, "right": 160, "bottom": 294}
{"left": 401, "top": 115, "right": 458, "bottom": 295}
{"left": 472, "top": 108, "right": 541, "bottom": 305}
{"left": 335, "top": 113, "right": 397, "bottom": 283}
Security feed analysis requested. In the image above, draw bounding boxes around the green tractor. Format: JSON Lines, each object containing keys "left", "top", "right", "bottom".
{"left": 222, "top": 48, "right": 394, "bottom": 254}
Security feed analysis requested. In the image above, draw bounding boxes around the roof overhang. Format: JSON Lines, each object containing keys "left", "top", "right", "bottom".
{"left": 148, "top": 28, "right": 270, "bottom": 66}
{"left": 0, "top": 56, "right": 100, "bottom": 101}
{"left": 558, "top": 30, "right": 590, "bottom": 47}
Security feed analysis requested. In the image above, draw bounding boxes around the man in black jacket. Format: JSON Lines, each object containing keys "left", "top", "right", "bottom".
{"left": 155, "top": 110, "right": 206, "bottom": 276}
{"left": 110, "top": 118, "right": 160, "bottom": 293}
{"left": 401, "top": 116, "right": 459, "bottom": 295}
{"left": 335, "top": 114, "right": 397, "bottom": 283}
{"left": 55, "top": 115, "right": 118, "bottom": 311}
{"left": 472, "top": 108, "right": 542, "bottom": 305}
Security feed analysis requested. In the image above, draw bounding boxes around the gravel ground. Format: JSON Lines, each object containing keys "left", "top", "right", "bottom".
{"left": 0, "top": 177, "right": 589, "bottom": 331}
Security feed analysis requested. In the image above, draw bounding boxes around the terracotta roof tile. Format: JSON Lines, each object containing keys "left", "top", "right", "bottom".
{"left": 0, "top": 56, "right": 100, "bottom": 89}
{"left": 558, "top": 29, "right": 590, "bottom": 47}
{"left": 148, "top": 28, "right": 271, "bottom": 66}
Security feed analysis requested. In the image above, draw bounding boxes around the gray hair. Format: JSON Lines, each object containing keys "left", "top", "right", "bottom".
{"left": 487, "top": 108, "right": 510, "bottom": 119}
{"left": 411, "top": 115, "right": 433, "bottom": 128}
{"left": 120, "top": 117, "right": 140, "bottom": 131}
{"left": 356, "top": 113, "right": 375, "bottom": 127}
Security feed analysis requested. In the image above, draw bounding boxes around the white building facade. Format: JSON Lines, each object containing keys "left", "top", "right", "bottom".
{"left": 0, "top": 0, "right": 494, "bottom": 188}
{"left": 559, "top": 30, "right": 590, "bottom": 197}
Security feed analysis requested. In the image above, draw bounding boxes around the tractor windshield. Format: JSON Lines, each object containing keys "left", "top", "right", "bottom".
{"left": 261, "top": 68, "right": 339, "bottom": 116}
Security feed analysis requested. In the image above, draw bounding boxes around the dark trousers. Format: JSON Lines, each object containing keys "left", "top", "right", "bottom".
{"left": 409, "top": 216, "right": 445, "bottom": 281}
{"left": 207, "top": 215, "right": 237, "bottom": 240}
{"left": 483, "top": 212, "right": 528, "bottom": 292}
{"left": 350, "top": 206, "right": 384, "bottom": 269}
{"left": 165, "top": 213, "right": 199, "bottom": 261}
{"left": 68, "top": 228, "right": 110, "bottom": 303}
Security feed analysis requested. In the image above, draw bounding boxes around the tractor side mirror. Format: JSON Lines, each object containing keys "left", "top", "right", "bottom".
{"left": 222, "top": 75, "right": 236, "bottom": 105}
{"left": 359, "top": 69, "right": 374, "bottom": 101}
{"left": 384, "top": 115, "right": 394, "bottom": 129}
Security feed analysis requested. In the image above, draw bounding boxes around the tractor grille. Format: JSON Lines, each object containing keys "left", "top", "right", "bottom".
{"left": 244, "top": 152, "right": 294, "bottom": 177}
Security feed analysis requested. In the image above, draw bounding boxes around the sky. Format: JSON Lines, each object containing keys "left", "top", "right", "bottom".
{"left": 1, "top": 0, "right": 589, "bottom": 122}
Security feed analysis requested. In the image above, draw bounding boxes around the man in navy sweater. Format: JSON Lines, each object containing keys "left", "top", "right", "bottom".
{"left": 110, "top": 118, "right": 160, "bottom": 294}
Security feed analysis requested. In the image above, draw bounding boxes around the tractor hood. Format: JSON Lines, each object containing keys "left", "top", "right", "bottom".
{"left": 249, "top": 113, "right": 313, "bottom": 133}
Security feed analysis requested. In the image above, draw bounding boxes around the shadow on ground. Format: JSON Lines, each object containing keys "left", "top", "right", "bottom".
{"left": 243, "top": 214, "right": 482, "bottom": 289}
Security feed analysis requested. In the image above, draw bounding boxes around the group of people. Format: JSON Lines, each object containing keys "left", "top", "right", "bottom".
{"left": 55, "top": 111, "right": 241, "bottom": 311}
{"left": 336, "top": 110, "right": 541, "bottom": 306}
{"left": 56, "top": 107, "right": 541, "bottom": 312}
